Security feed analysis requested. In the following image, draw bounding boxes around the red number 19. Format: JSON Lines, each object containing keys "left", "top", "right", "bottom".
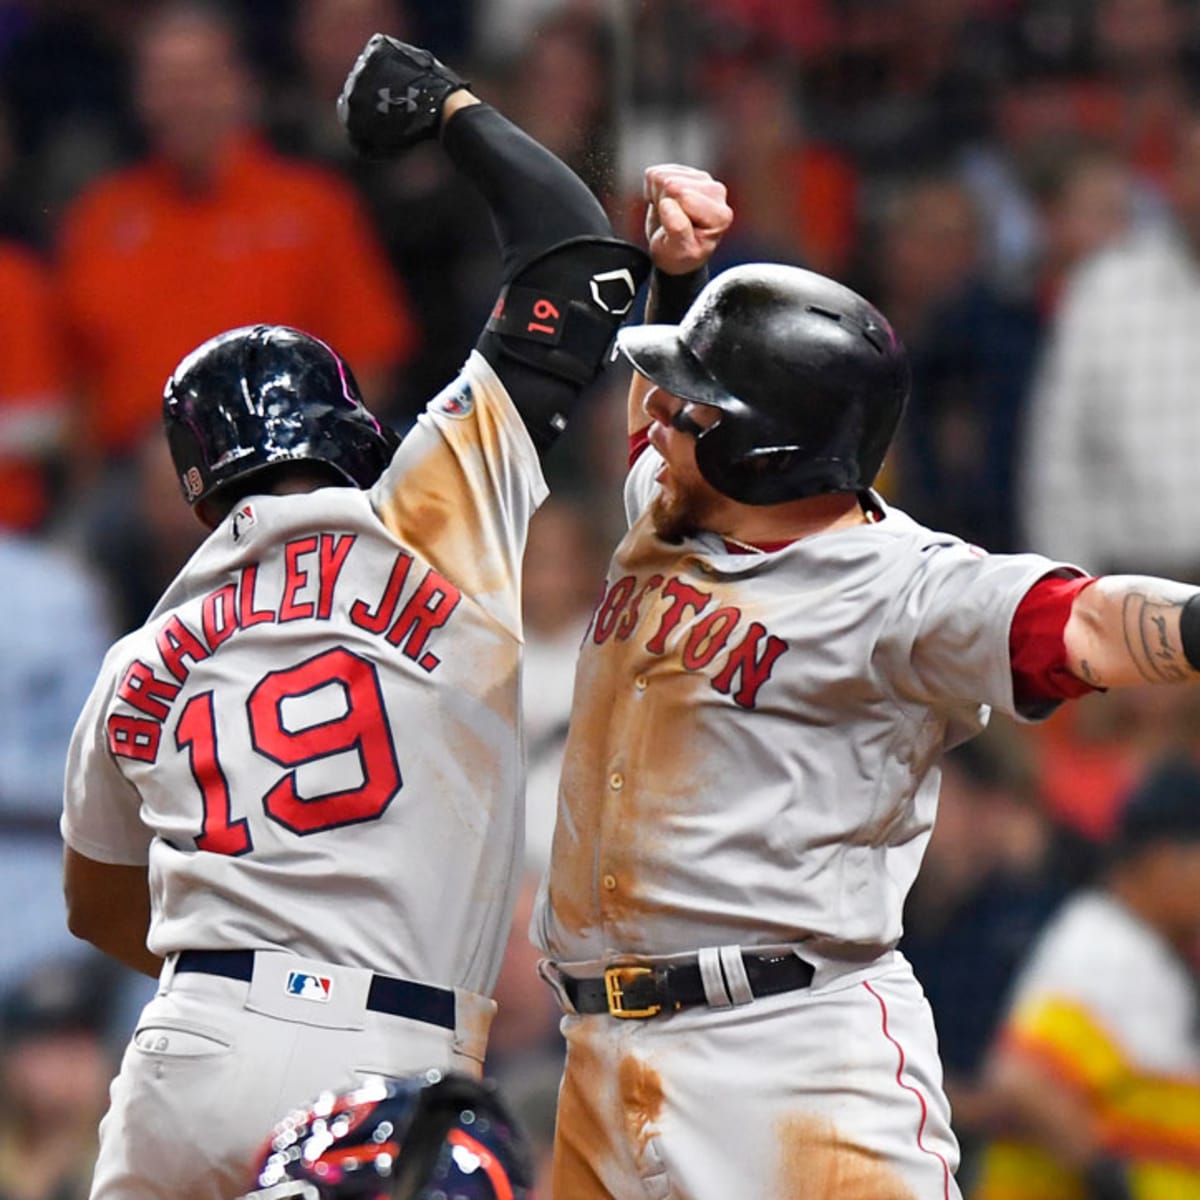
{"left": 175, "top": 647, "right": 402, "bottom": 855}
{"left": 527, "top": 297, "right": 561, "bottom": 336}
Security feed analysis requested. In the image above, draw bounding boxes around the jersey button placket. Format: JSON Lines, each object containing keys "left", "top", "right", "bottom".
{"left": 599, "top": 764, "right": 624, "bottom": 921}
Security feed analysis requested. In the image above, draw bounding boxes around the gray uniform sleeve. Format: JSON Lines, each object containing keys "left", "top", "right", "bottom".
{"left": 370, "top": 351, "right": 548, "bottom": 635}
{"left": 875, "top": 539, "right": 1078, "bottom": 722}
{"left": 60, "top": 660, "right": 153, "bottom": 865}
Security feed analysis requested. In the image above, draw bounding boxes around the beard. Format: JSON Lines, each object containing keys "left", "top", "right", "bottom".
{"left": 651, "top": 475, "right": 712, "bottom": 542}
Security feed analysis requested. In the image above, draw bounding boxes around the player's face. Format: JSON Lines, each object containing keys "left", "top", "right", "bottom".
{"left": 642, "top": 385, "right": 725, "bottom": 541}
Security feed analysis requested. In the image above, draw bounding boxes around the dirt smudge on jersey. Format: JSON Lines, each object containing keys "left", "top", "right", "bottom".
{"left": 775, "top": 1114, "right": 919, "bottom": 1200}
{"left": 376, "top": 400, "right": 516, "bottom": 605}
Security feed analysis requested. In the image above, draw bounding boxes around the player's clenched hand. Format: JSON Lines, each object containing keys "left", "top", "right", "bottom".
{"left": 338, "top": 33, "right": 471, "bottom": 159}
{"left": 643, "top": 164, "right": 733, "bottom": 276}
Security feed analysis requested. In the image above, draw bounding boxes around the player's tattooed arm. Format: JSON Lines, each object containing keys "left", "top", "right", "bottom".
{"left": 1063, "top": 575, "right": 1200, "bottom": 687}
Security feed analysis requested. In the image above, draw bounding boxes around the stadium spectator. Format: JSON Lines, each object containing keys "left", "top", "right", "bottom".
{"left": 901, "top": 736, "right": 1084, "bottom": 1191}
{"left": 57, "top": 0, "right": 415, "bottom": 475}
{"left": 703, "top": 52, "right": 859, "bottom": 278}
{"left": 975, "top": 757, "right": 1200, "bottom": 1199}
{"left": 0, "top": 1, "right": 140, "bottom": 245}
{"left": 0, "top": 534, "right": 113, "bottom": 992}
{"left": 0, "top": 96, "right": 69, "bottom": 531}
{"left": 866, "top": 171, "right": 1040, "bottom": 552}
{"left": 268, "top": 0, "right": 498, "bottom": 424}
{"left": 1023, "top": 138, "right": 1136, "bottom": 314}
{"left": 0, "top": 958, "right": 116, "bottom": 1200}
{"left": 1020, "top": 110, "right": 1200, "bottom": 580}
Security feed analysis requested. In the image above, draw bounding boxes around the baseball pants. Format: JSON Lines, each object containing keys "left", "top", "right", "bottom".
{"left": 88, "top": 950, "right": 495, "bottom": 1200}
{"left": 548, "top": 951, "right": 962, "bottom": 1200}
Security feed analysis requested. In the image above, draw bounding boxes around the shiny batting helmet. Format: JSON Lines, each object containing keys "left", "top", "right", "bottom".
{"left": 239, "top": 1072, "right": 533, "bottom": 1200}
{"left": 619, "top": 263, "right": 910, "bottom": 505}
{"left": 163, "top": 325, "right": 398, "bottom": 512}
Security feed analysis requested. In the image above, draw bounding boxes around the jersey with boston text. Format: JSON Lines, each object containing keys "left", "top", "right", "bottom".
{"left": 62, "top": 351, "right": 544, "bottom": 997}
{"left": 535, "top": 442, "right": 1079, "bottom": 967}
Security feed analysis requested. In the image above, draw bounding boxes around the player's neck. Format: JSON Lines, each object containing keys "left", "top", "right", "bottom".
{"left": 716, "top": 492, "right": 870, "bottom": 547}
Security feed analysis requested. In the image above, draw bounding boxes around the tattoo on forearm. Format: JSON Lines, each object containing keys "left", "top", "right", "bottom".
{"left": 1121, "top": 593, "right": 1189, "bottom": 683}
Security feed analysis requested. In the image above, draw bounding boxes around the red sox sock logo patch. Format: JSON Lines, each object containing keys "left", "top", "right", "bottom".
{"left": 434, "top": 380, "right": 474, "bottom": 418}
{"left": 286, "top": 971, "right": 333, "bottom": 1003}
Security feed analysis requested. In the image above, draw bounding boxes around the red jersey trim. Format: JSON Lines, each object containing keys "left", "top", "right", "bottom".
{"left": 1010, "top": 574, "right": 1100, "bottom": 706}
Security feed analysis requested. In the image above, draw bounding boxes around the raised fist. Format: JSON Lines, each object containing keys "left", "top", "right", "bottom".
{"left": 642, "top": 164, "right": 732, "bottom": 276}
{"left": 337, "top": 34, "right": 470, "bottom": 158}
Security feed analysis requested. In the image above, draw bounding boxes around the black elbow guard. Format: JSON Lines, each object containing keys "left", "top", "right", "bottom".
{"left": 485, "top": 236, "right": 650, "bottom": 398}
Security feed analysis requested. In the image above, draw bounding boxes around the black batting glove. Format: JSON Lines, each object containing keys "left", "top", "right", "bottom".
{"left": 337, "top": 34, "right": 470, "bottom": 159}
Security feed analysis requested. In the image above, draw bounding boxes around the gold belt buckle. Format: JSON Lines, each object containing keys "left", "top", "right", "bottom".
{"left": 603, "top": 965, "right": 660, "bottom": 1018}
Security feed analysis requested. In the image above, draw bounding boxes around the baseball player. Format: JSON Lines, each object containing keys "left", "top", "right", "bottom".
{"left": 238, "top": 1069, "right": 533, "bottom": 1199}
{"left": 60, "top": 35, "right": 646, "bottom": 1200}
{"left": 531, "top": 164, "right": 1200, "bottom": 1200}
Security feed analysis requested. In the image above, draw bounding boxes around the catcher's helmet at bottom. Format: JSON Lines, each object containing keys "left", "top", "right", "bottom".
{"left": 238, "top": 1071, "right": 534, "bottom": 1200}
{"left": 163, "top": 324, "right": 399, "bottom": 512}
{"left": 618, "top": 263, "right": 910, "bottom": 506}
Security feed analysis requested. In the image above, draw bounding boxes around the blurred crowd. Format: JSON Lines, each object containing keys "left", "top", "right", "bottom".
{"left": 2, "top": 0, "right": 1200, "bottom": 1197}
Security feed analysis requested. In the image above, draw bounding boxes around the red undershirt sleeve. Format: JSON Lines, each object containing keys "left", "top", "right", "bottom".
{"left": 629, "top": 427, "right": 651, "bottom": 467}
{"left": 1010, "top": 574, "right": 1102, "bottom": 707}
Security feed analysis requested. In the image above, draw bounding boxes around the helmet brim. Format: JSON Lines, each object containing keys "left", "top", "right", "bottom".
{"left": 617, "top": 325, "right": 734, "bottom": 409}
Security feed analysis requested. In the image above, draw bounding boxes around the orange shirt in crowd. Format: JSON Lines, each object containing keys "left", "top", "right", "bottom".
{"left": 58, "top": 134, "right": 417, "bottom": 456}
{"left": 0, "top": 242, "right": 68, "bottom": 530}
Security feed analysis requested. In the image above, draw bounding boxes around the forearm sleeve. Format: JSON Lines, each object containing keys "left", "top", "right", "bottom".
{"left": 440, "top": 104, "right": 647, "bottom": 453}
{"left": 441, "top": 103, "right": 611, "bottom": 277}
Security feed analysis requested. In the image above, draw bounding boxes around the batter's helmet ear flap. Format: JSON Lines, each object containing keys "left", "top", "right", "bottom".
{"left": 619, "top": 264, "right": 909, "bottom": 506}
{"left": 163, "top": 325, "right": 398, "bottom": 512}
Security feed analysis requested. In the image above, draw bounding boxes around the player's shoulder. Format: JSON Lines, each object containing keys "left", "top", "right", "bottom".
{"left": 150, "top": 490, "right": 383, "bottom": 612}
{"left": 406, "top": 351, "right": 526, "bottom": 444}
{"left": 89, "top": 622, "right": 156, "bottom": 699}
{"left": 847, "top": 500, "right": 966, "bottom": 558}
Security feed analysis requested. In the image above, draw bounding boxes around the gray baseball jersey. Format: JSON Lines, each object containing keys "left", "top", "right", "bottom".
{"left": 63, "top": 351, "right": 544, "bottom": 997}
{"left": 534, "top": 444, "right": 1076, "bottom": 968}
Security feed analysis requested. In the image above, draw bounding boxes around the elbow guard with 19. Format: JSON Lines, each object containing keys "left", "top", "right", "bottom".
{"left": 483, "top": 237, "right": 650, "bottom": 444}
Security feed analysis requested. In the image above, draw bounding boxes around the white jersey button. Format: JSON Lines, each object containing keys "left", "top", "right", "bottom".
{"left": 602, "top": 873, "right": 617, "bottom": 891}
{"left": 609, "top": 772, "right": 623, "bottom": 790}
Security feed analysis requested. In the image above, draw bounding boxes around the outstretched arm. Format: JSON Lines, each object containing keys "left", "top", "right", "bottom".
{"left": 1063, "top": 576, "right": 1200, "bottom": 688}
{"left": 339, "top": 35, "right": 648, "bottom": 451}
{"left": 629, "top": 164, "right": 733, "bottom": 436}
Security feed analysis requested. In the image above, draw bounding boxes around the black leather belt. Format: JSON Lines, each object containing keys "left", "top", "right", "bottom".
{"left": 173, "top": 949, "right": 456, "bottom": 1030}
{"left": 561, "top": 952, "right": 814, "bottom": 1019}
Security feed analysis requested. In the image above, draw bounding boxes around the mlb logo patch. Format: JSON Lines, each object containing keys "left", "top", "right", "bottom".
{"left": 231, "top": 503, "right": 257, "bottom": 543}
{"left": 286, "top": 971, "right": 333, "bottom": 1003}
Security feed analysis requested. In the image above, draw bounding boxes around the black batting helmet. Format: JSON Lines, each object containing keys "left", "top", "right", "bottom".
{"left": 619, "top": 264, "right": 909, "bottom": 505}
{"left": 163, "top": 325, "right": 398, "bottom": 512}
{"left": 239, "top": 1071, "right": 534, "bottom": 1200}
